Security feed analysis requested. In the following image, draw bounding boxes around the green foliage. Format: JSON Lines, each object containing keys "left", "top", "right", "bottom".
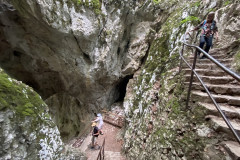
{"left": 207, "top": 8, "right": 217, "bottom": 12}
{"left": 224, "top": 0, "right": 231, "bottom": 6}
{"left": 153, "top": 0, "right": 161, "bottom": 4}
{"left": 77, "top": 0, "right": 81, "bottom": 4}
{"left": 193, "top": 1, "right": 201, "bottom": 7}
{"left": 180, "top": 16, "right": 200, "bottom": 25}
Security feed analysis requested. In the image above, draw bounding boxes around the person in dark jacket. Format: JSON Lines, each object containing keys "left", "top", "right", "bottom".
{"left": 188, "top": 12, "right": 219, "bottom": 59}
{"left": 91, "top": 122, "right": 99, "bottom": 149}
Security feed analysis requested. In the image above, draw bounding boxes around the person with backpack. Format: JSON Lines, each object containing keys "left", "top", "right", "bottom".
{"left": 188, "top": 12, "right": 219, "bottom": 59}
{"left": 91, "top": 122, "right": 99, "bottom": 149}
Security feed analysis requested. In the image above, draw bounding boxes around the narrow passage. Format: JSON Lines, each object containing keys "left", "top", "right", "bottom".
{"left": 77, "top": 109, "right": 126, "bottom": 160}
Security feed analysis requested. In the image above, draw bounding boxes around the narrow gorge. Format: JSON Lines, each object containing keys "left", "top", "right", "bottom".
{"left": 0, "top": 0, "right": 240, "bottom": 159}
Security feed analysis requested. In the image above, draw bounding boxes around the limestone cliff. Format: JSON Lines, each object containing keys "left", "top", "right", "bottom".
{"left": 0, "top": 0, "right": 240, "bottom": 159}
{"left": 0, "top": 0, "right": 163, "bottom": 140}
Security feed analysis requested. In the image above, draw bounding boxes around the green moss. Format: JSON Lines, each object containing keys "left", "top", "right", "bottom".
{"left": 73, "top": 0, "right": 102, "bottom": 15}
{"left": 106, "top": 30, "right": 112, "bottom": 35}
{"left": 233, "top": 50, "right": 240, "bottom": 73}
{"left": 0, "top": 70, "right": 45, "bottom": 119}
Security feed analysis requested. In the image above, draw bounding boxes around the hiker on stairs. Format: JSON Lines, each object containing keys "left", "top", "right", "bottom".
{"left": 187, "top": 12, "right": 219, "bottom": 59}
{"left": 92, "top": 113, "right": 104, "bottom": 135}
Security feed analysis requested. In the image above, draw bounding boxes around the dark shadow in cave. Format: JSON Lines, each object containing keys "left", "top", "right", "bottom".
{"left": 115, "top": 74, "right": 133, "bottom": 102}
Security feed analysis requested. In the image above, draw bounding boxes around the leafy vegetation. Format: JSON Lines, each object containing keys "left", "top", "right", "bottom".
{"left": 153, "top": 0, "right": 161, "bottom": 4}
{"left": 193, "top": 1, "right": 201, "bottom": 7}
{"left": 180, "top": 16, "right": 200, "bottom": 25}
{"left": 224, "top": 0, "right": 231, "bottom": 6}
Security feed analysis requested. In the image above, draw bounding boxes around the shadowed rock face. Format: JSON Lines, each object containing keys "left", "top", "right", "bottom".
{"left": 0, "top": 0, "right": 162, "bottom": 141}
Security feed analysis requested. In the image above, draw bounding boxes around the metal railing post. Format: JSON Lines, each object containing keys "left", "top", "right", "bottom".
{"left": 179, "top": 43, "right": 185, "bottom": 73}
{"left": 185, "top": 48, "right": 198, "bottom": 108}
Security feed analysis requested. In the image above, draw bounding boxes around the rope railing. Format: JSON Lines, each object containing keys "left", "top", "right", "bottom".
{"left": 97, "top": 138, "right": 105, "bottom": 160}
{"left": 179, "top": 33, "right": 240, "bottom": 144}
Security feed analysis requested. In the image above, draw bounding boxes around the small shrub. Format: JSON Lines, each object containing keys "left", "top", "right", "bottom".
{"left": 224, "top": 0, "right": 231, "bottom": 6}
{"left": 180, "top": 16, "right": 200, "bottom": 25}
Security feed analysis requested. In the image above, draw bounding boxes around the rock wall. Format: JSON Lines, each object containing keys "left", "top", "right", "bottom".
{"left": 0, "top": 69, "right": 64, "bottom": 159}
{"left": 0, "top": 0, "right": 164, "bottom": 140}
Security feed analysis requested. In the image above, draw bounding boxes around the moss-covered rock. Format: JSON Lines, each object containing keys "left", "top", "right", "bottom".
{"left": 233, "top": 50, "right": 240, "bottom": 74}
{"left": 0, "top": 69, "right": 65, "bottom": 159}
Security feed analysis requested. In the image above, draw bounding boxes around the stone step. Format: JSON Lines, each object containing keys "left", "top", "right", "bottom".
{"left": 105, "top": 151, "right": 126, "bottom": 160}
{"left": 206, "top": 115, "right": 240, "bottom": 137}
{"left": 189, "top": 54, "right": 228, "bottom": 60}
{"left": 182, "top": 69, "right": 226, "bottom": 77}
{"left": 191, "top": 91, "right": 240, "bottom": 106}
{"left": 221, "top": 141, "right": 240, "bottom": 160}
{"left": 198, "top": 102, "right": 240, "bottom": 119}
{"left": 188, "top": 58, "right": 233, "bottom": 65}
{"left": 185, "top": 75, "right": 236, "bottom": 85}
{"left": 196, "top": 63, "right": 231, "bottom": 70}
{"left": 187, "top": 82, "right": 240, "bottom": 95}
{"left": 183, "top": 63, "right": 231, "bottom": 70}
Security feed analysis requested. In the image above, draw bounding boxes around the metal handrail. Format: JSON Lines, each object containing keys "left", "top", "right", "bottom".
{"left": 97, "top": 138, "right": 105, "bottom": 160}
{"left": 179, "top": 33, "right": 240, "bottom": 144}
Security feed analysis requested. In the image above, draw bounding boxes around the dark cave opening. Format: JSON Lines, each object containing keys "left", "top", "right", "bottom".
{"left": 115, "top": 74, "right": 133, "bottom": 102}
{"left": 13, "top": 50, "right": 22, "bottom": 57}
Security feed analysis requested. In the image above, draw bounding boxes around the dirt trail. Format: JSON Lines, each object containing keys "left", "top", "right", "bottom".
{"left": 79, "top": 122, "right": 126, "bottom": 160}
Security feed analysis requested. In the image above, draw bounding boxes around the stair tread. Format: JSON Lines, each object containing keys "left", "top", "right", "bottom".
{"left": 190, "top": 82, "right": 240, "bottom": 89}
{"left": 192, "top": 91, "right": 240, "bottom": 100}
{"left": 188, "top": 58, "right": 233, "bottom": 62}
{"left": 182, "top": 69, "right": 226, "bottom": 77}
{"left": 198, "top": 102, "right": 240, "bottom": 117}
{"left": 206, "top": 115, "right": 240, "bottom": 131}
{"left": 222, "top": 141, "right": 240, "bottom": 158}
{"left": 189, "top": 54, "right": 228, "bottom": 59}
{"left": 189, "top": 83, "right": 240, "bottom": 95}
{"left": 196, "top": 63, "right": 231, "bottom": 66}
{"left": 185, "top": 75, "right": 233, "bottom": 79}
{"left": 192, "top": 91, "right": 240, "bottom": 106}
{"left": 183, "top": 68, "right": 225, "bottom": 71}
{"left": 183, "top": 68, "right": 226, "bottom": 73}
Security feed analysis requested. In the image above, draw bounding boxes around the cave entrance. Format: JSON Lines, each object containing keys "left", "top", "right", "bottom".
{"left": 115, "top": 74, "right": 133, "bottom": 102}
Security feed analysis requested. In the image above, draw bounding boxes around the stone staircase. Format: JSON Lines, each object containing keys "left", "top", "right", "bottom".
{"left": 183, "top": 51, "right": 240, "bottom": 159}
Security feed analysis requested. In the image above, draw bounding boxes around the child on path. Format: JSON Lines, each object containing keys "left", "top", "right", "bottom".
{"left": 91, "top": 122, "right": 99, "bottom": 149}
